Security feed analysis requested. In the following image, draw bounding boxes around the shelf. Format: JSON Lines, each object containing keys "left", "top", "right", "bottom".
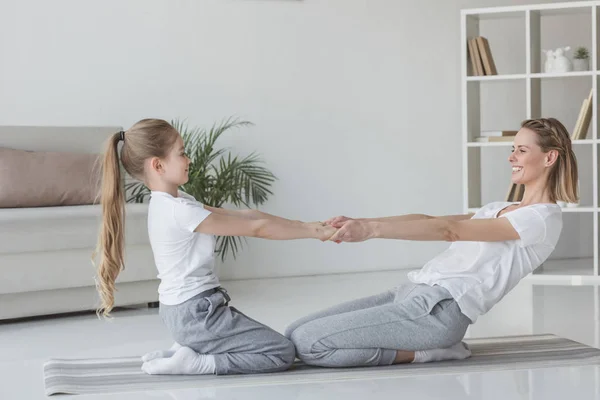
{"left": 536, "top": 5, "right": 595, "bottom": 17}
{"left": 527, "top": 258, "right": 599, "bottom": 285}
{"left": 537, "top": 257, "right": 594, "bottom": 275}
{"left": 529, "top": 71, "right": 596, "bottom": 79}
{"left": 466, "top": 141, "right": 514, "bottom": 147}
{"left": 466, "top": 74, "right": 526, "bottom": 82}
{"left": 467, "top": 139, "right": 596, "bottom": 147}
{"left": 462, "top": 2, "right": 595, "bottom": 18}
{"left": 467, "top": 207, "right": 597, "bottom": 213}
{"left": 466, "top": 72, "right": 596, "bottom": 81}
{"left": 561, "top": 207, "right": 597, "bottom": 212}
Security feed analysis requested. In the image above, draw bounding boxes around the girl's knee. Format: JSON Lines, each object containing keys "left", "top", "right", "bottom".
{"left": 268, "top": 337, "right": 296, "bottom": 371}
{"left": 281, "top": 339, "right": 297, "bottom": 368}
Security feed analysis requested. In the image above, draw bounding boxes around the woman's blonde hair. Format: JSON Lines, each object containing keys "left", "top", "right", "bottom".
{"left": 94, "top": 119, "right": 179, "bottom": 317}
{"left": 521, "top": 117, "right": 579, "bottom": 203}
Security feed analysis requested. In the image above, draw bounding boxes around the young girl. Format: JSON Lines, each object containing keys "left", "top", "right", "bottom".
{"left": 95, "top": 118, "right": 336, "bottom": 375}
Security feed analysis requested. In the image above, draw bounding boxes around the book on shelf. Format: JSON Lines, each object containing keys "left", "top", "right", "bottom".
{"left": 505, "top": 182, "right": 525, "bottom": 202}
{"left": 467, "top": 36, "right": 497, "bottom": 76}
{"left": 476, "top": 37, "right": 498, "bottom": 75}
{"left": 475, "top": 136, "right": 515, "bottom": 142}
{"left": 481, "top": 130, "right": 518, "bottom": 137}
{"left": 467, "top": 39, "right": 480, "bottom": 76}
{"left": 468, "top": 38, "right": 484, "bottom": 76}
{"left": 572, "top": 88, "right": 593, "bottom": 140}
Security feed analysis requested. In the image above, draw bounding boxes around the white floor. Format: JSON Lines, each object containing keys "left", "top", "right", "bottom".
{"left": 2, "top": 269, "right": 600, "bottom": 400}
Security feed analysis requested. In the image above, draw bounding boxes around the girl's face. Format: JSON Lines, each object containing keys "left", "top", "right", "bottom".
{"left": 160, "top": 135, "right": 191, "bottom": 187}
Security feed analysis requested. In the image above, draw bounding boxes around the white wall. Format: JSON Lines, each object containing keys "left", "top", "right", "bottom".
{"left": 0, "top": 0, "right": 587, "bottom": 280}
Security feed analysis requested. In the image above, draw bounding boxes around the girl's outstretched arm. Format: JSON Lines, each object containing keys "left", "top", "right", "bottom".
{"left": 204, "top": 206, "right": 300, "bottom": 224}
{"left": 195, "top": 212, "right": 335, "bottom": 242}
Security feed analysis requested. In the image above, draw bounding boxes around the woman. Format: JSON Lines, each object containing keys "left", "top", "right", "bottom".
{"left": 286, "top": 117, "right": 578, "bottom": 367}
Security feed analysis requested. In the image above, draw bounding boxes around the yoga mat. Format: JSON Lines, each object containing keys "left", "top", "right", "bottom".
{"left": 43, "top": 334, "right": 600, "bottom": 396}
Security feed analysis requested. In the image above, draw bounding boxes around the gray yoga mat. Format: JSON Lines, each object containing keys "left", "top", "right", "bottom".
{"left": 43, "top": 334, "right": 600, "bottom": 396}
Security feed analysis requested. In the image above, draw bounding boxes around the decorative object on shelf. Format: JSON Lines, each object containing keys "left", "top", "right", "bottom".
{"left": 467, "top": 36, "right": 497, "bottom": 76}
{"left": 573, "top": 46, "right": 590, "bottom": 71}
{"left": 542, "top": 49, "right": 555, "bottom": 73}
{"left": 552, "top": 46, "right": 572, "bottom": 73}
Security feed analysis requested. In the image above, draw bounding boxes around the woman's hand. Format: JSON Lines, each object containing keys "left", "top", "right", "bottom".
{"left": 324, "top": 215, "right": 353, "bottom": 228}
{"left": 308, "top": 222, "right": 338, "bottom": 242}
{"left": 329, "top": 220, "right": 375, "bottom": 243}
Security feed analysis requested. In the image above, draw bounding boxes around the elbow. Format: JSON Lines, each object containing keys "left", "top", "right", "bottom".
{"left": 442, "top": 220, "right": 461, "bottom": 242}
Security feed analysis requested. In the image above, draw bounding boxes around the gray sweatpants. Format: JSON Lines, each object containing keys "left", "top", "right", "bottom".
{"left": 159, "top": 287, "right": 295, "bottom": 375}
{"left": 285, "top": 283, "right": 471, "bottom": 368}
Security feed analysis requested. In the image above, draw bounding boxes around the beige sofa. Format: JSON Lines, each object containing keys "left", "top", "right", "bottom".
{"left": 0, "top": 126, "right": 158, "bottom": 320}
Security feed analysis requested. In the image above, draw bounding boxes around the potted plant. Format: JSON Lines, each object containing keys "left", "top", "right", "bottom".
{"left": 126, "top": 117, "right": 276, "bottom": 261}
{"left": 573, "top": 46, "right": 590, "bottom": 71}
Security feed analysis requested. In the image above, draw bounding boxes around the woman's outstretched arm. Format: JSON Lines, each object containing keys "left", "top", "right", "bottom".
{"left": 329, "top": 217, "right": 519, "bottom": 243}
{"left": 325, "top": 213, "right": 474, "bottom": 227}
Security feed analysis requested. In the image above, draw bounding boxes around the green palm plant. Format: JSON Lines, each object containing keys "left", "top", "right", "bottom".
{"left": 125, "top": 117, "right": 276, "bottom": 261}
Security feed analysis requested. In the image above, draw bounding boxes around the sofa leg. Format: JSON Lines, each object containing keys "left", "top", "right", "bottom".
{"left": 147, "top": 301, "right": 159, "bottom": 309}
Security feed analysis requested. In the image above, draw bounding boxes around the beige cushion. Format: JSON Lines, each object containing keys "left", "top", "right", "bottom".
{"left": 0, "top": 204, "right": 150, "bottom": 255}
{"left": 0, "top": 147, "right": 101, "bottom": 208}
{"left": 0, "top": 204, "right": 153, "bottom": 294}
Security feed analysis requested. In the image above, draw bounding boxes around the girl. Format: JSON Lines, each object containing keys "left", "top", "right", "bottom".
{"left": 286, "top": 117, "right": 577, "bottom": 368}
{"left": 95, "top": 118, "right": 335, "bottom": 375}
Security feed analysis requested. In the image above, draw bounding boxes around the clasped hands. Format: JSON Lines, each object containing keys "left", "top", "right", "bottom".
{"left": 313, "top": 216, "right": 374, "bottom": 243}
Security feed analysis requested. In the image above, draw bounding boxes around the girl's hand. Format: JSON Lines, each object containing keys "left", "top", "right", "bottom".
{"left": 329, "top": 220, "right": 375, "bottom": 243}
{"left": 308, "top": 222, "right": 338, "bottom": 242}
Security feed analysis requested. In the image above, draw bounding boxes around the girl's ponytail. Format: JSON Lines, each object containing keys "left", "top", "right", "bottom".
{"left": 94, "top": 132, "right": 126, "bottom": 317}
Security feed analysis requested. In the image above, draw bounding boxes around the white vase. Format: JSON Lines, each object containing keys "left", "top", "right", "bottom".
{"left": 573, "top": 58, "right": 589, "bottom": 71}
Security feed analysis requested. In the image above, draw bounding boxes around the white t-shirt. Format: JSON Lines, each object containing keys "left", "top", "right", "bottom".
{"left": 408, "top": 202, "right": 562, "bottom": 323}
{"left": 147, "top": 190, "right": 219, "bottom": 305}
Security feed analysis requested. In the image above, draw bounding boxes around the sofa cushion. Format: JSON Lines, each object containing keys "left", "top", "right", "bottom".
{"left": 0, "top": 244, "right": 157, "bottom": 295}
{"left": 0, "top": 203, "right": 149, "bottom": 255}
{"left": 0, "top": 147, "right": 101, "bottom": 208}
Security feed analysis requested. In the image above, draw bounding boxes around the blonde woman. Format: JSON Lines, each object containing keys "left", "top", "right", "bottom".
{"left": 286, "top": 118, "right": 578, "bottom": 368}
{"left": 95, "top": 119, "right": 335, "bottom": 375}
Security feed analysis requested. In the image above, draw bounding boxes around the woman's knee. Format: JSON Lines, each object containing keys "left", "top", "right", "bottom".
{"left": 284, "top": 314, "right": 314, "bottom": 340}
{"left": 288, "top": 322, "right": 330, "bottom": 361}
{"left": 283, "top": 323, "right": 296, "bottom": 340}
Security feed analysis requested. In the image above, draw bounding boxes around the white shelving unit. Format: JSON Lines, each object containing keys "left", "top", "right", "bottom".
{"left": 461, "top": 1, "right": 600, "bottom": 286}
